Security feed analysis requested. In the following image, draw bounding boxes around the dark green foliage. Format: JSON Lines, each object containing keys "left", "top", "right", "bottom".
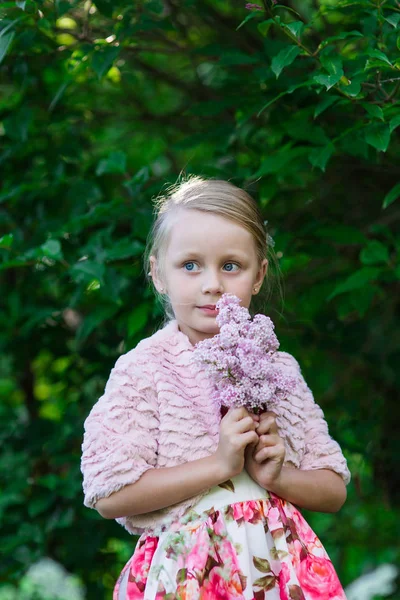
{"left": 0, "top": 0, "right": 399, "bottom": 598}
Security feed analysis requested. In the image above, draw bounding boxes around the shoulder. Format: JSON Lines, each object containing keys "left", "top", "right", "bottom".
{"left": 274, "top": 350, "right": 303, "bottom": 376}
{"left": 114, "top": 320, "right": 181, "bottom": 371}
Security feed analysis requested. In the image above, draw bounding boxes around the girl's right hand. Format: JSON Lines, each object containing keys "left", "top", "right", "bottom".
{"left": 214, "top": 407, "right": 259, "bottom": 480}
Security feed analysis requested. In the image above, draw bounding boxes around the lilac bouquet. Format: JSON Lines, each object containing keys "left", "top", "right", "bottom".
{"left": 193, "top": 294, "right": 296, "bottom": 414}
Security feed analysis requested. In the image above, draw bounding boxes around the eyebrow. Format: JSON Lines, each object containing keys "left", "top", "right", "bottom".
{"left": 174, "top": 251, "right": 249, "bottom": 261}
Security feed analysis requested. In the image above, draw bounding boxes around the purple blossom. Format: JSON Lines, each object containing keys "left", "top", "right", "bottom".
{"left": 245, "top": 3, "right": 264, "bottom": 11}
{"left": 193, "top": 294, "right": 296, "bottom": 413}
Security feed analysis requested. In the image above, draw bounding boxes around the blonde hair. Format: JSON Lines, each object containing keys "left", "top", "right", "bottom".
{"left": 144, "top": 175, "right": 283, "bottom": 320}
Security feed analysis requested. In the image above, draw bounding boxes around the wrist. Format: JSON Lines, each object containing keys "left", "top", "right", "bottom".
{"left": 260, "top": 464, "right": 287, "bottom": 493}
{"left": 210, "top": 452, "right": 233, "bottom": 484}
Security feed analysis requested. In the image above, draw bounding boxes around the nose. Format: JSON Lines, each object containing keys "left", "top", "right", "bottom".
{"left": 201, "top": 269, "right": 224, "bottom": 295}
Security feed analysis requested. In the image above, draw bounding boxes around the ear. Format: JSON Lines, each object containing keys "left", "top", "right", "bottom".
{"left": 149, "top": 255, "right": 165, "bottom": 294}
{"left": 253, "top": 258, "right": 268, "bottom": 295}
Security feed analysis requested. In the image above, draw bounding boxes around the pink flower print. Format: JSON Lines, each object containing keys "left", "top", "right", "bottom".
{"left": 186, "top": 526, "right": 210, "bottom": 573}
{"left": 130, "top": 536, "right": 158, "bottom": 580}
{"left": 266, "top": 506, "right": 282, "bottom": 531}
{"left": 212, "top": 512, "right": 226, "bottom": 537}
{"left": 291, "top": 540, "right": 304, "bottom": 569}
{"left": 218, "top": 536, "right": 241, "bottom": 569}
{"left": 202, "top": 567, "right": 245, "bottom": 600}
{"left": 297, "top": 554, "right": 346, "bottom": 599}
{"left": 289, "top": 508, "right": 319, "bottom": 546}
{"left": 232, "top": 502, "right": 255, "bottom": 524}
{"left": 278, "top": 562, "right": 291, "bottom": 600}
{"left": 124, "top": 537, "right": 158, "bottom": 599}
{"left": 177, "top": 576, "right": 201, "bottom": 600}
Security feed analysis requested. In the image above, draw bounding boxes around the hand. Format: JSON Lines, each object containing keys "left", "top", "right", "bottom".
{"left": 214, "top": 407, "right": 259, "bottom": 480}
{"left": 244, "top": 411, "right": 286, "bottom": 489}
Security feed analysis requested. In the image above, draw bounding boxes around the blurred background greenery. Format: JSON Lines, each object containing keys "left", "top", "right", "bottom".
{"left": 1, "top": 0, "right": 399, "bottom": 598}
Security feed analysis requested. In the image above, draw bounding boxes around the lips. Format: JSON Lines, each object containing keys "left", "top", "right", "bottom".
{"left": 200, "top": 305, "right": 217, "bottom": 310}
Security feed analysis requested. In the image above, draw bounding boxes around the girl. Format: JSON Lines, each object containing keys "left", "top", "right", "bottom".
{"left": 81, "top": 176, "right": 351, "bottom": 600}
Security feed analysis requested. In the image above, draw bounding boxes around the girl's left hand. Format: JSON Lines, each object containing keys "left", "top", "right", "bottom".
{"left": 244, "top": 411, "right": 286, "bottom": 489}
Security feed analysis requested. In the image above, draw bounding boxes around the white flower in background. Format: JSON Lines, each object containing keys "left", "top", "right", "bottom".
{"left": 19, "top": 558, "right": 85, "bottom": 600}
{"left": 345, "top": 563, "right": 399, "bottom": 600}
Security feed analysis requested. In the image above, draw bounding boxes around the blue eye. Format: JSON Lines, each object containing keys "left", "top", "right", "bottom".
{"left": 224, "top": 263, "right": 239, "bottom": 272}
{"left": 183, "top": 262, "right": 198, "bottom": 271}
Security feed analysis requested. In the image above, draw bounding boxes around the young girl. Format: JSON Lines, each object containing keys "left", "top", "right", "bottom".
{"left": 81, "top": 176, "right": 351, "bottom": 600}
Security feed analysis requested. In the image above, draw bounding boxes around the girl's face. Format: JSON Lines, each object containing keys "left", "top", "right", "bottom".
{"left": 150, "top": 209, "right": 268, "bottom": 346}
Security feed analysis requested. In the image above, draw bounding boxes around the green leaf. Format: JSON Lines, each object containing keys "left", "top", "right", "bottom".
{"left": 314, "top": 95, "right": 339, "bottom": 119}
{"left": 127, "top": 303, "right": 150, "bottom": 337}
{"left": 257, "top": 19, "right": 274, "bottom": 37}
{"left": 4, "top": 107, "right": 32, "bottom": 142}
{"left": 343, "top": 74, "right": 364, "bottom": 97}
{"left": 27, "top": 495, "right": 54, "bottom": 518}
{"left": 105, "top": 239, "right": 144, "bottom": 261}
{"left": 389, "top": 114, "right": 400, "bottom": 133}
{"left": 384, "top": 14, "right": 400, "bottom": 28}
{"left": 313, "top": 72, "right": 342, "bottom": 90}
{"left": 360, "top": 241, "right": 389, "bottom": 265}
{"left": 366, "top": 48, "right": 392, "bottom": 66}
{"left": 382, "top": 182, "right": 400, "bottom": 209}
{"left": 309, "top": 143, "right": 334, "bottom": 171}
{"left": 253, "top": 556, "right": 272, "bottom": 573}
{"left": 257, "top": 81, "right": 310, "bottom": 116}
{"left": 70, "top": 260, "right": 105, "bottom": 284}
{"left": 0, "top": 234, "right": 13, "bottom": 248}
{"left": 76, "top": 305, "right": 119, "bottom": 341}
{"left": 253, "top": 144, "right": 308, "bottom": 176}
{"left": 284, "top": 21, "right": 304, "bottom": 39}
{"left": 92, "top": 45, "right": 120, "bottom": 79}
{"left": 40, "top": 239, "right": 63, "bottom": 260}
{"left": 318, "top": 30, "right": 363, "bottom": 50}
{"left": 320, "top": 54, "right": 343, "bottom": 77}
{"left": 236, "top": 12, "right": 262, "bottom": 30}
{"left": 271, "top": 46, "right": 301, "bottom": 78}
{"left": 273, "top": 5, "right": 301, "bottom": 16}
{"left": 362, "top": 103, "right": 384, "bottom": 121}
{"left": 253, "top": 575, "right": 276, "bottom": 590}
{"left": 96, "top": 150, "right": 127, "bottom": 175}
{"left": 364, "top": 123, "right": 391, "bottom": 152}
{"left": 0, "top": 31, "right": 15, "bottom": 65}
{"left": 350, "top": 286, "right": 377, "bottom": 317}
{"left": 328, "top": 267, "right": 382, "bottom": 300}
{"left": 49, "top": 80, "right": 70, "bottom": 112}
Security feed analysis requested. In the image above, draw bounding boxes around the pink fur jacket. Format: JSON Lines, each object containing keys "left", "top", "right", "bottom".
{"left": 81, "top": 320, "right": 351, "bottom": 536}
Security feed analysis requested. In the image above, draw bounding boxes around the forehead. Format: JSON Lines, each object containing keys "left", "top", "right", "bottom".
{"left": 166, "top": 209, "right": 257, "bottom": 258}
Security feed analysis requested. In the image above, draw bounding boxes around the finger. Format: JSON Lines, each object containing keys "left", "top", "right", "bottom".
{"left": 235, "top": 416, "right": 257, "bottom": 434}
{"left": 255, "top": 434, "right": 281, "bottom": 453}
{"left": 228, "top": 406, "right": 252, "bottom": 422}
{"left": 241, "top": 430, "right": 259, "bottom": 448}
{"left": 259, "top": 411, "right": 278, "bottom": 422}
{"left": 254, "top": 446, "right": 284, "bottom": 464}
{"left": 250, "top": 412, "right": 260, "bottom": 423}
{"left": 256, "top": 416, "right": 279, "bottom": 435}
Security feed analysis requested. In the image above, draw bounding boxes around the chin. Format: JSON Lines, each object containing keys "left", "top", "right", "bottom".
{"left": 199, "top": 322, "right": 219, "bottom": 334}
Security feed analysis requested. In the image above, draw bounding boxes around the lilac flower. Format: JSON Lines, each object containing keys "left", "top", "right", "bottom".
{"left": 193, "top": 294, "right": 296, "bottom": 413}
{"left": 245, "top": 3, "right": 264, "bottom": 11}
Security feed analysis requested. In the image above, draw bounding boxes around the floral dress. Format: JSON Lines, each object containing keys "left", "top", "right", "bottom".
{"left": 113, "top": 469, "right": 347, "bottom": 600}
